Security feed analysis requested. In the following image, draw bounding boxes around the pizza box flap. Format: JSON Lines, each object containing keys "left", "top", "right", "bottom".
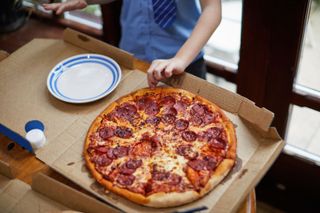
{"left": 31, "top": 173, "right": 119, "bottom": 213}
{"left": 0, "top": 161, "right": 118, "bottom": 212}
{"left": 0, "top": 29, "right": 284, "bottom": 213}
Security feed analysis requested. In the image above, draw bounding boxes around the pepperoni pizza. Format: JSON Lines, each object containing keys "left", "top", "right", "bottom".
{"left": 84, "top": 87, "right": 237, "bottom": 208}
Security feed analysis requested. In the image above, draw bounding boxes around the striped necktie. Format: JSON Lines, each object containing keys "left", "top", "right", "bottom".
{"left": 152, "top": 0, "right": 177, "bottom": 29}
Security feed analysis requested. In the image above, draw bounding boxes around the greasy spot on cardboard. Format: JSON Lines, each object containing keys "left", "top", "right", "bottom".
{"left": 238, "top": 169, "right": 248, "bottom": 179}
{"left": 67, "top": 162, "right": 75, "bottom": 166}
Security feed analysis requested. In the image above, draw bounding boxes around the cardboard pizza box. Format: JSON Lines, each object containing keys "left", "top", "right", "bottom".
{"left": 0, "top": 160, "right": 118, "bottom": 213}
{"left": 0, "top": 28, "right": 285, "bottom": 213}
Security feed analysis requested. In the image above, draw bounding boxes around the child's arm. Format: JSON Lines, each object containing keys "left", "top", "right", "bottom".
{"left": 147, "top": 0, "right": 222, "bottom": 88}
{"left": 43, "top": 0, "right": 116, "bottom": 15}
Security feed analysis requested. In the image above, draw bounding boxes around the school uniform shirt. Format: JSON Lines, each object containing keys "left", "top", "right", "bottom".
{"left": 119, "top": 0, "right": 204, "bottom": 62}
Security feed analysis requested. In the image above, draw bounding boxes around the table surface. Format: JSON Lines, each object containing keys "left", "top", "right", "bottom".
{"left": 0, "top": 53, "right": 256, "bottom": 213}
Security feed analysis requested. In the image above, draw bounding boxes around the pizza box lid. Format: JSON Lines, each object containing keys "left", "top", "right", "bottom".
{"left": 0, "top": 160, "right": 118, "bottom": 213}
{"left": 0, "top": 28, "right": 285, "bottom": 213}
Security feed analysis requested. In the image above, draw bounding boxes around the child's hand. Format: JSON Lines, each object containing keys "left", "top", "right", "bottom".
{"left": 147, "top": 57, "right": 187, "bottom": 88}
{"left": 43, "top": 0, "right": 87, "bottom": 15}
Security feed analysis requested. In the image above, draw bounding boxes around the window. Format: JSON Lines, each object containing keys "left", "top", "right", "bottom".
{"left": 65, "top": 4, "right": 103, "bottom": 30}
{"left": 285, "top": 1, "right": 320, "bottom": 162}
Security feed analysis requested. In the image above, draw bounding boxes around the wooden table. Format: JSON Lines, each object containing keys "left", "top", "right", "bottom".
{"left": 0, "top": 53, "right": 256, "bottom": 213}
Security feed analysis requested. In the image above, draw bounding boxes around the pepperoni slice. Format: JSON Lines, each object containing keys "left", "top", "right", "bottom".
{"left": 117, "top": 174, "right": 135, "bottom": 186}
{"left": 122, "top": 103, "right": 137, "bottom": 113}
{"left": 203, "top": 113, "right": 215, "bottom": 125}
{"left": 163, "top": 107, "right": 177, "bottom": 116}
{"left": 173, "top": 100, "right": 188, "bottom": 112}
{"left": 95, "top": 146, "right": 108, "bottom": 154}
{"left": 145, "top": 101, "right": 160, "bottom": 115}
{"left": 199, "top": 127, "right": 223, "bottom": 142}
{"left": 191, "top": 103, "right": 206, "bottom": 115}
{"left": 187, "top": 159, "right": 207, "bottom": 171}
{"left": 152, "top": 171, "right": 170, "bottom": 181}
{"left": 208, "top": 138, "right": 227, "bottom": 150}
{"left": 113, "top": 146, "right": 129, "bottom": 158}
{"left": 190, "top": 116, "right": 203, "bottom": 126}
{"left": 105, "top": 112, "right": 117, "bottom": 122}
{"left": 160, "top": 96, "right": 176, "bottom": 107}
{"left": 119, "top": 159, "right": 142, "bottom": 175}
{"left": 119, "top": 163, "right": 136, "bottom": 175}
{"left": 182, "top": 131, "right": 197, "bottom": 142}
{"left": 92, "top": 154, "right": 112, "bottom": 166}
{"left": 162, "top": 114, "right": 176, "bottom": 124}
{"left": 116, "top": 103, "right": 138, "bottom": 119}
{"left": 107, "top": 148, "right": 117, "bottom": 159}
{"left": 145, "top": 116, "right": 161, "bottom": 126}
{"left": 175, "top": 119, "right": 189, "bottom": 131}
{"left": 99, "top": 127, "right": 114, "bottom": 140}
{"left": 115, "top": 126, "right": 133, "bottom": 139}
{"left": 114, "top": 104, "right": 139, "bottom": 125}
{"left": 176, "top": 145, "right": 198, "bottom": 160}
{"left": 203, "top": 156, "right": 218, "bottom": 170}
{"left": 126, "top": 159, "right": 142, "bottom": 169}
{"left": 136, "top": 96, "right": 152, "bottom": 110}
{"left": 208, "top": 127, "right": 222, "bottom": 137}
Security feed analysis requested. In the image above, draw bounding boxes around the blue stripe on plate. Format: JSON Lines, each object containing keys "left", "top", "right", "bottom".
{"left": 48, "top": 57, "right": 120, "bottom": 102}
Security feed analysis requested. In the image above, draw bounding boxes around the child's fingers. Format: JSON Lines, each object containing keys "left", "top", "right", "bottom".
{"left": 147, "top": 74, "right": 158, "bottom": 88}
{"left": 56, "top": 1, "right": 79, "bottom": 14}
{"left": 147, "top": 66, "right": 159, "bottom": 88}
{"left": 56, "top": 3, "right": 73, "bottom": 14}
{"left": 164, "top": 64, "right": 174, "bottom": 78}
{"left": 148, "top": 60, "right": 160, "bottom": 74}
{"left": 56, "top": 6, "right": 66, "bottom": 15}
{"left": 153, "top": 63, "right": 167, "bottom": 81}
{"left": 42, "top": 3, "right": 61, "bottom": 11}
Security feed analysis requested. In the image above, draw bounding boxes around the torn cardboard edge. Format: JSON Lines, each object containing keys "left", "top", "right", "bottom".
{"left": 0, "top": 160, "right": 119, "bottom": 213}
{"left": 63, "top": 28, "right": 275, "bottom": 134}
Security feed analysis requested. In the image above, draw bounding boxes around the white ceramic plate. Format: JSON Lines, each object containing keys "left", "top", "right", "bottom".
{"left": 47, "top": 54, "right": 121, "bottom": 103}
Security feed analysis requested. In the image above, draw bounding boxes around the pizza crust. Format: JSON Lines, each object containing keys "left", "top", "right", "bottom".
{"left": 146, "top": 190, "right": 199, "bottom": 208}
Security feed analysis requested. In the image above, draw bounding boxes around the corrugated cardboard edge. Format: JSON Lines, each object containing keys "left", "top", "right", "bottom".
{"left": 0, "top": 50, "right": 9, "bottom": 62}
{"left": 32, "top": 173, "right": 120, "bottom": 213}
{"left": 0, "top": 160, "right": 15, "bottom": 179}
{"left": 63, "top": 28, "right": 134, "bottom": 69}
{"left": 165, "top": 74, "right": 274, "bottom": 133}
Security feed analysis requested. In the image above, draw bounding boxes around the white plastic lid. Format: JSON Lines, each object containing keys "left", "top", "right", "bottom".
{"left": 25, "top": 129, "right": 46, "bottom": 149}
